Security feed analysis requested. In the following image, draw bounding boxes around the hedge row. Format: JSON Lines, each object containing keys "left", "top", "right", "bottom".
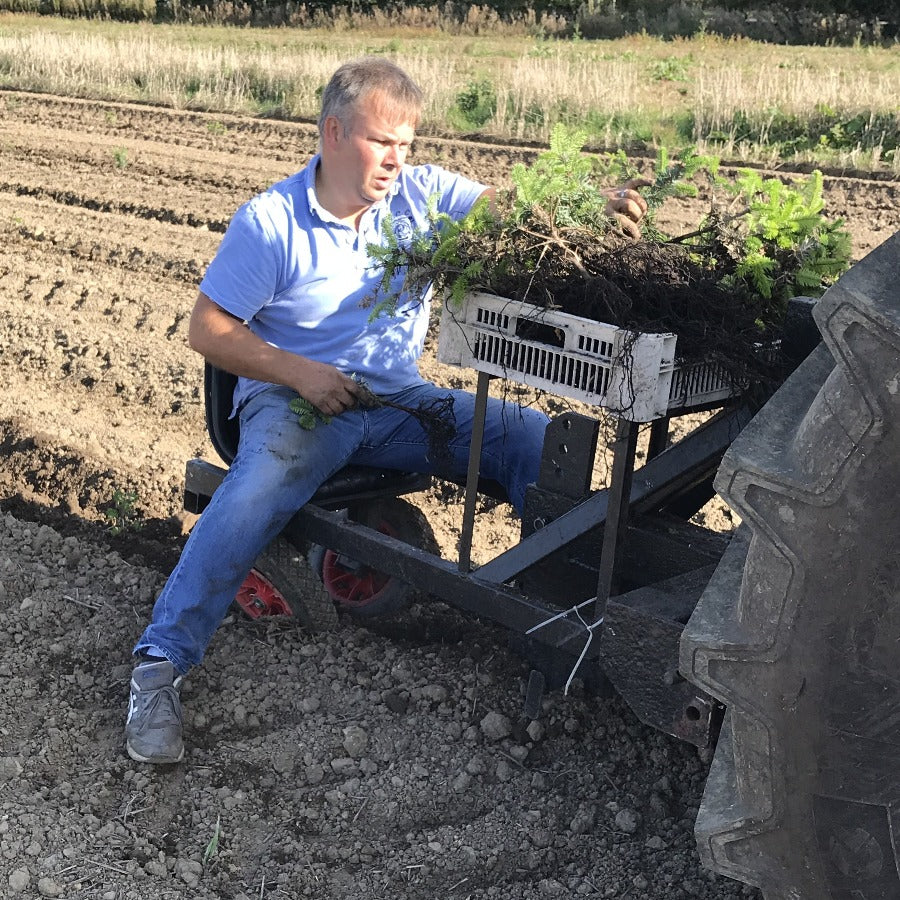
{"left": 2, "top": 0, "right": 153, "bottom": 19}
{"left": 0, "top": 0, "right": 895, "bottom": 43}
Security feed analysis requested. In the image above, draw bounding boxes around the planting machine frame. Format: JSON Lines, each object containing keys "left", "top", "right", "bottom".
{"left": 182, "top": 231, "right": 900, "bottom": 900}
{"left": 186, "top": 314, "right": 790, "bottom": 748}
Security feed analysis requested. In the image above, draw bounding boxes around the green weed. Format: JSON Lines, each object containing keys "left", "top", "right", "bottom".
{"left": 649, "top": 56, "right": 692, "bottom": 83}
{"left": 707, "top": 107, "right": 900, "bottom": 159}
{"left": 450, "top": 78, "right": 497, "bottom": 130}
{"left": 203, "top": 815, "right": 221, "bottom": 866}
{"left": 528, "top": 39, "right": 553, "bottom": 58}
{"left": 104, "top": 489, "right": 143, "bottom": 535}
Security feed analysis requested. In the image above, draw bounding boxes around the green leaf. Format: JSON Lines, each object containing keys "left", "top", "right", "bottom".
{"left": 289, "top": 396, "right": 331, "bottom": 429}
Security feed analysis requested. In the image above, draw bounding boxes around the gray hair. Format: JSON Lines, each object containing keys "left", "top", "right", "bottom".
{"left": 318, "top": 57, "right": 424, "bottom": 136}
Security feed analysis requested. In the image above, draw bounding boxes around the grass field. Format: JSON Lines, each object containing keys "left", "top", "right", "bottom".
{"left": 0, "top": 12, "right": 898, "bottom": 171}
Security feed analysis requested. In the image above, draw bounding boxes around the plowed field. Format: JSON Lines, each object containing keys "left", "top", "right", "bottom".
{"left": 0, "top": 88, "right": 895, "bottom": 899}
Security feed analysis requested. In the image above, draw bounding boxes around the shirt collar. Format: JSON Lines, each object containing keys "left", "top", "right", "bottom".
{"left": 303, "top": 155, "right": 401, "bottom": 226}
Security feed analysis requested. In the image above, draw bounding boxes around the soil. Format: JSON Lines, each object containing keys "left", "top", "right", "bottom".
{"left": 0, "top": 88, "right": 895, "bottom": 900}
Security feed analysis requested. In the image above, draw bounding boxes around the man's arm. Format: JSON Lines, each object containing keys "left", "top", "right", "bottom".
{"left": 188, "top": 291, "right": 361, "bottom": 417}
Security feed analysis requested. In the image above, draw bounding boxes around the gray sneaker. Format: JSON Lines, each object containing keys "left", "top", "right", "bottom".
{"left": 125, "top": 660, "right": 185, "bottom": 764}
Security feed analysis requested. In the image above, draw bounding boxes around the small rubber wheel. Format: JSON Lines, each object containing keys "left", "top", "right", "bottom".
{"left": 309, "top": 497, "right": 437, "bottom": 620}
{"left": 235, "top": 569, "right": 294, "bottom": 619}
{"left": 234, "top": 535, "right": 339, "bottom": 632}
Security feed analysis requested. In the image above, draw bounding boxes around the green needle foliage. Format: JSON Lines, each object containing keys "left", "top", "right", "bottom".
{"left": 508, "top": 125, "right": 612, "bottom": 230}
{"left": 365, "top": 125, "right": 851, "bottom": 372}
{"left": 722, "top": 168, "right": 852, "bottom": 306}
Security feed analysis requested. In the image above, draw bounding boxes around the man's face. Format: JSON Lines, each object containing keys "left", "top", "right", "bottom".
{"left": 323, "top": 96, "right": 415, "bottom": 212}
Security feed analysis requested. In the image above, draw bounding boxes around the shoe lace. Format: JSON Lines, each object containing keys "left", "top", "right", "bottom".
{"left": 139, "top": 685, "right": 182, "bottom": 728}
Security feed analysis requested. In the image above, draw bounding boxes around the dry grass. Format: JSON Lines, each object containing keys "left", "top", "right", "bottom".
{"left": 0, "top": 14, "right": 897, "bottom": 171}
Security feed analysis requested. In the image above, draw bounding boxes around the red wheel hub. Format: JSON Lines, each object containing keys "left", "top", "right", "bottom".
{"left": 321, "top": 518, "right": 396, "bottom": 610}
{"left": 235, "top": 569, "right": 293, "bottom": 619}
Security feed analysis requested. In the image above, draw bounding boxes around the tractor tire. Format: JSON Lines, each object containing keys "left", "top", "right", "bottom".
{"left": 680, "top": 231, "right": 900, "bottom": 899}
{"left": 309, "top": 496, "right": 438, "bottom": 620}
{"left": 235, "top": 535, "right": 339, "bottom": 632}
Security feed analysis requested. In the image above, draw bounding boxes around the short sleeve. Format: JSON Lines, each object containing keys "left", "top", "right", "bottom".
{"left": 199, "top": 198, "right": 285, "bottom": 322}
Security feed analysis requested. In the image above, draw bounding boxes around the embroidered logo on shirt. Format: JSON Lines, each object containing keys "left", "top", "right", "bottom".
{"left": 391, "top": 215, "right": 414, "bottom": 245}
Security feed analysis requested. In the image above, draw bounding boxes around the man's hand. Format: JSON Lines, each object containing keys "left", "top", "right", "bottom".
{"left": 603, "top": 177, "right": 652, "bottom": 240}
{"left": 294, "top": 360, "right": 362, "bottom": 418}
{"left": 189, "top": 293, "right": 363, "bottom": 418}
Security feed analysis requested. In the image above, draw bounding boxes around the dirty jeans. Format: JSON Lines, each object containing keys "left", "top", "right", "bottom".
{"left": 134, "top": 383, "right": 549, "bottom": 674}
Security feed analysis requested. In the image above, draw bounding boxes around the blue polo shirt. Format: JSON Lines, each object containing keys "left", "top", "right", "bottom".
{"left": 199, "top": 155, "right": 488, "bottom": 411}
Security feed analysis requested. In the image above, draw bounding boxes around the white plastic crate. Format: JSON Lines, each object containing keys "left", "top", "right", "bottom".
{"left": 437, "top": 292, "right": 737, "bottom": 422}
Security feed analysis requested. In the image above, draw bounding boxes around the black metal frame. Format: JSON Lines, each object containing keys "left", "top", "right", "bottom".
{"left": 184, "top": 298, "right": 822, "bottom": 749}
{"left": 185, "top": 367, "right": 767, "bottom": 747}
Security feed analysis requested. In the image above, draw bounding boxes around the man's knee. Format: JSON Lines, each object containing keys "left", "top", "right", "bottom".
{"left": 211, "top": 439, "right": 312, "bottom": 519}
{"left": 505, "top": 408, "right": 550, "bottom": 457}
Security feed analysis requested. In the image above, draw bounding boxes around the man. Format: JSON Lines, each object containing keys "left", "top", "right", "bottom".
{"left": 125, "top": 57, "right": 648, "bottom": 764}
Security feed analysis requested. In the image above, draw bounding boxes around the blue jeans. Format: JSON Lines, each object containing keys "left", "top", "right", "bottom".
{"left": 134, "top": 382, "right": 549, "bottom": 674}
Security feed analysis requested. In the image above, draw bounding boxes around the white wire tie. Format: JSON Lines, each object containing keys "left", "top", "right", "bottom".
{"left": 526, "top": 598, "right": 605, "bottom": 696}
{"left": 525, "top": 597, "right": 597, "bottom": 634}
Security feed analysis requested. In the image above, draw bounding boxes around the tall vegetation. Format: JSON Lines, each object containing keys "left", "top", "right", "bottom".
{"left": 0, "top": 0, "right": 895, "bottom": 45}
{"left": 0, "top": 15, "right": 896, "bottom": 171}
